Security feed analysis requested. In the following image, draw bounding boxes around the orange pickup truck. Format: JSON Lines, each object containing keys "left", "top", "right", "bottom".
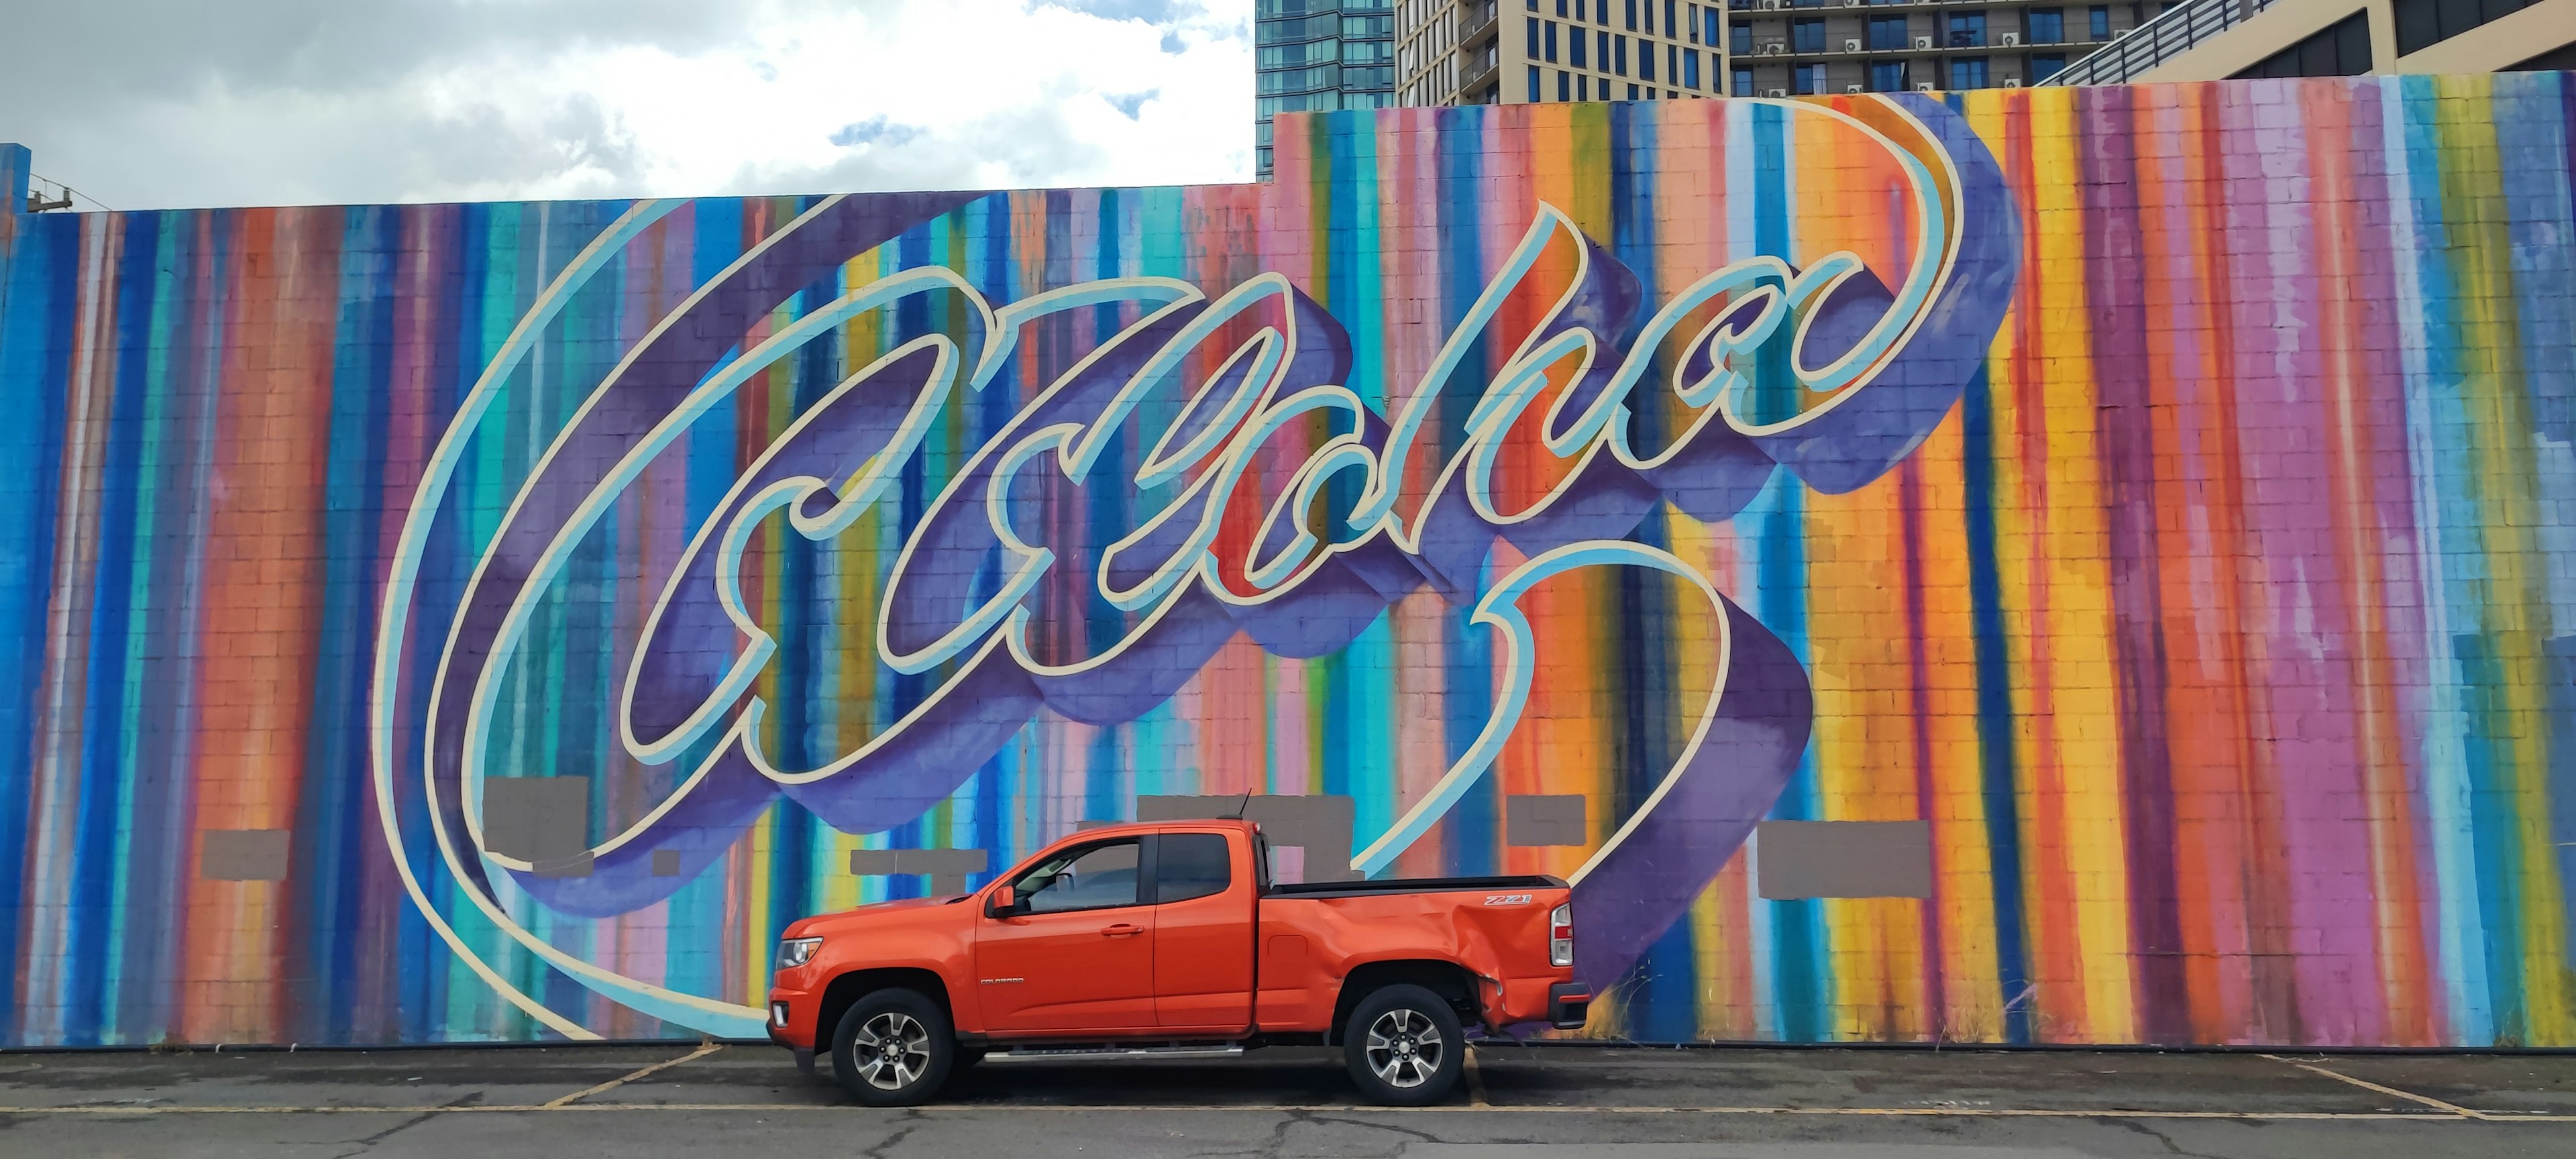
{"left": 766, "top": 818, "right": 1587, "bottom": 1105}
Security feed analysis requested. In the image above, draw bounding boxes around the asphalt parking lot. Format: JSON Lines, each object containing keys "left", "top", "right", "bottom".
{"left": 3, "top": 1040, "right": 2573, "bottom": 1158}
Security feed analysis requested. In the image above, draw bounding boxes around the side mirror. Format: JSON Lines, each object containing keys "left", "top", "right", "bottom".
{"left": 985, "top": 884, "right": 1020, "bottom": 918}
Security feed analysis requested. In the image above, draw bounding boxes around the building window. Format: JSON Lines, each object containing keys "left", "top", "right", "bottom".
{"left": 1869, "top": 60, "right": 1907, "bottom": 90}
{"left": 1616, "top": 35, "right": 1630, "bottom": 73}
{"left": 1627, "top": 0, "right": 1641, "bottom": 29}
{"left": 1667, "top": 0, "right": 1680, "bottom": 39}
{"left": 1599, "top": 30, "right": 1612, "bottom": 68}
{"left": 1546, "top": 19, "right": 1559, "bottom": 60}
{"left": 2395, "top": 0, "right": 2542, "bottom": 57}
{"left": 1868, "top": 14, "right": 1907, "bottom": 48}
{"left": 1578, "top": 72, "right": 1589, "bottom": 98}
{"left": 1792, "top": 17, "right": 1827, "bottom": 52}
{"left": 1343, "top": 40, "right": 1392, "bottom": 63}
{"left": 2089, "top": 4, "right": 2111, "bottom": 38}
{"left": 1529, "top": 64, "right": 1544, "bottom": 99}
{"left": 1946, "top": 11, "right": 1986, "bottom": 46}
{"left": 1642, "top": 39, "right": 1658, "bottom": 79}
{"left": 1704, "top": 6, "right": 1721, "bottom": 44}
{"left": 1733, "top": 67, "right": 1755, "bottom": 95}
{"left": 1733, "top": 23, "right": 1755, "bottom": 54}
{"left": 1558, "top": 0, "right": 1568, "bottom": 13}
{"left": 1572, "top": 24, "right": 1589, "bottom": 64}
{"left": 2029, "top": 52, "right": 2068, "bottom": 80}
{"left": 2236, "top": 10, "right": 2371, "bottom": 76}
{"left": 1792, "top": 62, "right": 1827, "bottom": 93}
{"left": 1948, "top": 55, "right": 1988, "bottom": 87}
{"left": 2027, "top": 7, "right": 2064, "bottom": 43}
{"left": 1529, "top": 16, "right": 1543, "bottom": 57}
{"left": 1629, "top": 82, "right": 1642, "bottom": 97}
{"left": 1669, "top": 44, "right": 1679, "bottom": 82}
{"left": 1684, "top": 46, "right": 1701, "bottom": 87}
{"left": 1559, "top": 68, "right": 1572, "bottom": 99}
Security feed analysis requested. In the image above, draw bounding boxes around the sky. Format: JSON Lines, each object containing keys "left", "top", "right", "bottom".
{"left": 0, "top": 0, "right": 1253, "bottom": 211}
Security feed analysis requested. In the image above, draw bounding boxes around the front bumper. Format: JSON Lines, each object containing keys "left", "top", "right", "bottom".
{"left": 766, "top": 983, "right": 819, "bottom": 1075}
{"left": 1548, "top": 982, "right": 1592, "bottom": 1030}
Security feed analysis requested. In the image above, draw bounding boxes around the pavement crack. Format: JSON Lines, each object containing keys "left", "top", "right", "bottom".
{"left": 1303, "top": 1113, "right": 1456, "bottom": 1146}
{"left": 1257, "top": 1109, "right": 1307, "bottom": 1159}
{"left": 327, "top": 1093, "right": 481, "bottom": 1159}
{"left": 2105, "top": 1117, "right": 2235, "bottom": 1159}
{"left": 857, "top": 1107, "right": 926, "bottom": 1159}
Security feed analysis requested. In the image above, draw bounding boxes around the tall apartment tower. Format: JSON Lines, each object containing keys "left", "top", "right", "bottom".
{"left": 1256, "top": 0, "right": 1401, "bottom": 178}
{"left": 1389, "top": 1, "right": 1733, "bottom": 113}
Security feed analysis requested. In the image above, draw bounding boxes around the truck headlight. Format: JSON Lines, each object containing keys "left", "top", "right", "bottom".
{"left": 776, "top": 936, "right": 822, "bottom": 969}
{"left": 1549, "top": 903, "right": 1574, "bottom": 968}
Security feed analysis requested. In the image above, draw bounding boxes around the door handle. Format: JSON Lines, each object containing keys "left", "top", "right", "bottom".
{"left": 1100, "top": 923, "right": 1143, "bottom": 937}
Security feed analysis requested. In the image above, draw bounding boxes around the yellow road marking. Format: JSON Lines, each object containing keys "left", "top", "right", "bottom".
{"left": 540, "top": 1042, "right": 724, "bottom": 1109}
{"left": 0, "top": 1102, "right": 2561, "bottom": 1121}
{"left": 2263, "top": 1054, "right": 2494, "bottom": 1121}
{"left": 1464, "top": 1047, "right": 1490, "bottom": 1108}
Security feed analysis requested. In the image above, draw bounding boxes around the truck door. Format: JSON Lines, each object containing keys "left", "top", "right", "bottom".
{"left": 1150, "top": 830, "right": 1256, "bottom": 1031}
{"left": 974, "top": 837, "right": 1155, "bottom": 1034}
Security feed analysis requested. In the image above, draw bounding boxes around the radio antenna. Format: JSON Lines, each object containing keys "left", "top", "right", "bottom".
{"left": 1222, "top": 789, "right": 1253, "bottom": 820}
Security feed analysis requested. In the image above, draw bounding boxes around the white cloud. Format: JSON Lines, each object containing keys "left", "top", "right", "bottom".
{"left": 0, "top": 0, "right": 1252, "bottom": 210}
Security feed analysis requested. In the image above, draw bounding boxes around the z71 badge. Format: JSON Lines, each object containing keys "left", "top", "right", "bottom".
{"left": 1483, "top": 893, "right": 1533, "bottom": 906}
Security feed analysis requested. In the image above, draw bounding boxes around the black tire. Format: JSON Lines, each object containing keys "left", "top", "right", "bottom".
{"left": 830, "top": 988, "right": 956, "bottom": 1107}
{"left": 1341, "top": 983, "right": 1465, "bottom": 1106}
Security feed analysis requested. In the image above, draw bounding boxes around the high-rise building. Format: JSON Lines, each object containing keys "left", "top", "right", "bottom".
{"left": 1391, "top": 1, "right": 1731, "bottom": 112}
{"left": 2041, "top": 0, "right": 2573, "bottom": 86}
{"left": 1257, "top": 0, "right": 1401, "bottom": 178}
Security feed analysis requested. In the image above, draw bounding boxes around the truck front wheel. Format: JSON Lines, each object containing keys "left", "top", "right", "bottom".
{"left": 1342, "top": 983, "right": 1464, "bottom": 1106}
{"left": 830, "top": 988, "right": 957, "bottom": 1107}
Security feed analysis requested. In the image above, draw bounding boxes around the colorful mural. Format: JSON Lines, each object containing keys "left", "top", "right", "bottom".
{"left": 1, "top": 74, "right": 2573, "bottom": 1052}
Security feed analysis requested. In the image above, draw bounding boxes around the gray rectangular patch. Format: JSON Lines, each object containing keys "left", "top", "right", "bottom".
{"left": 651, "top": 849, "right": 683, "bottom": 877}
{"left": 199, "top": 829, "right": 290, "bottom": 882}
{"left": 1506, "top": 794, "right": 1589, "bottom": 847}
{"left": 481, "top": 777, "right": 591, "bottom": 863}
{"left": 1139, "top": 794, "right": 1358, "bottom": 881}
{"left": 1755, "top": 820, "right": 1934, "bottom": 899}
{"left": 849, "top": 848, "right": 991, "bottom": 893}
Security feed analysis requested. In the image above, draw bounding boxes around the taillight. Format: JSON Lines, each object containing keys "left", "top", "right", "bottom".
{"left": 1550, "top": 903, "right": 1574, "bottom": 967}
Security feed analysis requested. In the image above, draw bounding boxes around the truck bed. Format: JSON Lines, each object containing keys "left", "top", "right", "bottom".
{"left": 1265, "top": 874, "right": 1566, "bottom": 899}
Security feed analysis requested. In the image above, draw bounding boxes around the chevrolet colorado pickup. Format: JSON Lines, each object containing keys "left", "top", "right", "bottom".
{"left": 767, "top": 818, "right": 1588, "bottom": 1106}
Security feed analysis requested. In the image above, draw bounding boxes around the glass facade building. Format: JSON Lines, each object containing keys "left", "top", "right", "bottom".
{"left": 1258, "top": 0, "right": 1399, "bottom": 178}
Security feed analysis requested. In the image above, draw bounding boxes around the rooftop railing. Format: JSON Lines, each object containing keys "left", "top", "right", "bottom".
{"left": 2040, "top": 0, "right": 2278, "bottom": 85}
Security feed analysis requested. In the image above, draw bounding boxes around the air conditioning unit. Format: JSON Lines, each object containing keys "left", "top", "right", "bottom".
{"left": 1844, "top": 38, "right": 1863, "bottom": 52}
{"left": 1766, "top": 87, "right": 1790, "bottom": 97}
{"left": 1760, "top": 41, "right": 1786, "bottom": 55}
{"left": 1914, "top": 35, "right": 1935, "bottom": 49}
{"left": 2000, "top": 32, "right": 2021, "bottom": 46}
{"left": 2002, "top": 77, "right": 2023, "bottom": 87}
{"left": 1845, "top": 0, "right": 1864, "bottom": 6}
{"left": 1845, "top": 82, "right": 1866, "bottom": 92}
{"left": 1914, "top": 81, "right": 1936, "bottom": 91}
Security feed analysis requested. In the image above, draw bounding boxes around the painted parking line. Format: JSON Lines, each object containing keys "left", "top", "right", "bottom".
{"left": 1463, "top": 1046, "right": 1491, "bottom": 1108}
{"left": 0, "top": 1102, "right": 2562, "bottom": 1122}
{"left": 539, "top": 1041, "right": 725, "bottom": 1109}
{"left": 2262, "top": 1054, "right": 2493, "bottom": 1121}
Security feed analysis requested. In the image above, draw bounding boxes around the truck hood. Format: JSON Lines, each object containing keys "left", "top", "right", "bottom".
{"left": 788, "top": 894, "right": 967, "bottom": 938}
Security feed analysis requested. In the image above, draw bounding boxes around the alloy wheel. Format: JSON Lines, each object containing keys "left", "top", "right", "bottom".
{"left": 1363, "top": 1007, "right": 1446, "bottom": 1089}
{"left": 851, "top": 1011, "right": 932, "bottom": 1091}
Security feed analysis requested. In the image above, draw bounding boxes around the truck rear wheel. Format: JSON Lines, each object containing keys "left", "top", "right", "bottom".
{"left": 830, "top": 988, "right": 956, "bottom": 1107}
{"left": 1342, "top": 983, "right": 1464, "bottom": 1106}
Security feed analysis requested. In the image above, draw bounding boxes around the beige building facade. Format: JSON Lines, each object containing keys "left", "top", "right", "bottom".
{"left": 1394, "top": 0, "right": 1733, "bottom": 108}
{"left": 2045, "top": 0, "right": 2573, "bottom": 85}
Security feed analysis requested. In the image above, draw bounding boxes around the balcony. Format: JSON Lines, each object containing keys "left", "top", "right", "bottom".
{"left": 1461, "top": 0, "right": 1499, "bottom": 46}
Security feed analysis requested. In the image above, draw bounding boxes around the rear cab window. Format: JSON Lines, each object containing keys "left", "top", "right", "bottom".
{"left": 1155, "top": 832, "right": 1232, "bottom": 903}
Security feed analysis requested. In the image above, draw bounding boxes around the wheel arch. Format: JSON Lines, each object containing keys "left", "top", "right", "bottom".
{"left": 1328, "top": 958, "right": 1481, "bottom": 1046}
{"left": 814, "top": 966, "right": 955, "bottom": 1050}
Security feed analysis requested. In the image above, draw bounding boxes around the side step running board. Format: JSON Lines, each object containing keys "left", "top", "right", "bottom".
{"left": 985, "top": 1042, "right": 1246, "bottom": 1062}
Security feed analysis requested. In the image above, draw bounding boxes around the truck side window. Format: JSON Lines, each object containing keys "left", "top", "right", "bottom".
{"left": 1155, "top": 833, "right": 1232, "bottom": 904}
{"left": 1016, "top": 840, "right": 1141, "bottom": 914}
